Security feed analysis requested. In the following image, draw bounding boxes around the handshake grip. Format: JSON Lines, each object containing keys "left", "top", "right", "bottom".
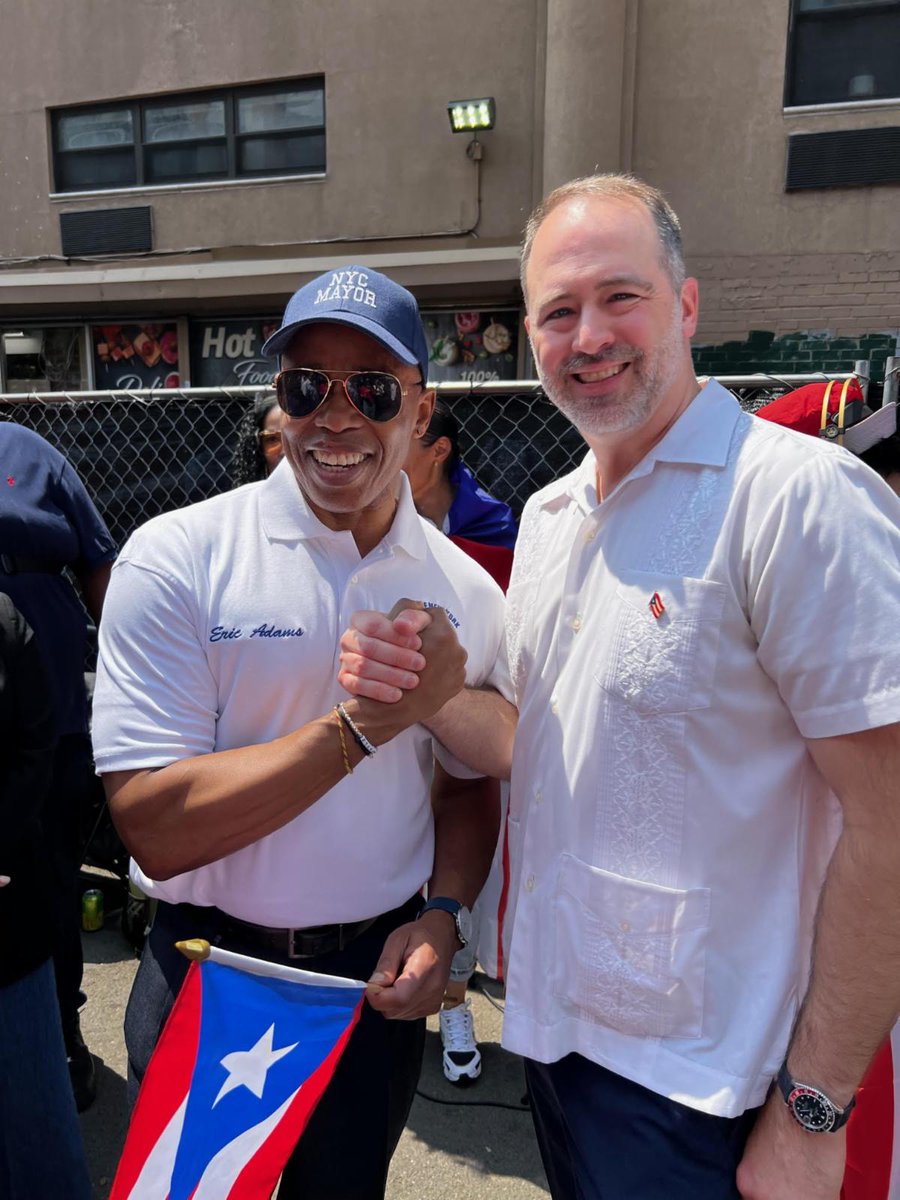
{"left": 338, "top": 598, "right": 468, "bottom": 723}
{"left": 388, "top": 599, "right": 468, "bottom": 723}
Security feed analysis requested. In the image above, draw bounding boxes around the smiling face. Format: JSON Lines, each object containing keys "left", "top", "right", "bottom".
{"left": 524, "top": 196, "right": 698, "bottom": 443}
{"left": 279, "top": 323, "right": 433, "bottom": 550}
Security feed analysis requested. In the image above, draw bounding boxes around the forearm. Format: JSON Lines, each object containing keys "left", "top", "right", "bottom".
{"left": 78, "top": 561, "right": 112, "bottom": 625}
{"left": 107, "top": 697, "right": 409, "bottom": 880}
{"left": 429, "top": 769, "right": 501, "bottom": 907}
{"left": 786, "top": 820, "right": 900, "bottom": 1099}
{"left": 423, "top": 687, "right": 517, "bottom": 781}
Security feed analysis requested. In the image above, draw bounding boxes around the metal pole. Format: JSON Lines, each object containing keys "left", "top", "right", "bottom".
{"left": 854, "top": 359, "right": 870, "bottom": 403}
{"left": 882, "top": 357, "right": 899, "bottom": 408}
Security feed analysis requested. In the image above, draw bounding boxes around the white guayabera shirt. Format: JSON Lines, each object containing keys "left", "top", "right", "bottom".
{"left": 501, "top": 380, "right": 900, "bottom": 1118}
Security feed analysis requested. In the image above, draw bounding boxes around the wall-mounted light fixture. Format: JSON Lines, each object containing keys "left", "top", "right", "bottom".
{"left": 447, "top": 98, "right": 496, "bottom": 134}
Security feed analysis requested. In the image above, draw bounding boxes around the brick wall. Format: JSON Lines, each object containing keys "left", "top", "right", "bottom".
{"left": 689, "top": 251, "right": 900, "bottom": 383}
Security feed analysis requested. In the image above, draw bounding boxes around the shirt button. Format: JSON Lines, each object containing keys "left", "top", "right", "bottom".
{"left": 525, "top": 875, "right": 536, "bottom": 893}
{"left": 585, "top": 529, "right": 597, "bottom": 542}
{"left": 350, "top": 574, "right": 360, "bottom": 585}
{"left": 534, "top": 789, "right": 543, "bottom": 805}
{"left": 620, "top": 920, "right": 631, "bottom": 933}
{"left": 571, "top": 614, "right": 583, "bottom": 632}
{"left": 550, "top": 699, "right": 559, "bottom": 715}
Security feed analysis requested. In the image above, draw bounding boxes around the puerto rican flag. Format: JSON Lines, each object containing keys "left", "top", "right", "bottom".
{"left": 110, "top": 943, "right": 366, "bottom": 1200}
{"left": 843, "top": 1025, "right": 900, "bottom": 1200}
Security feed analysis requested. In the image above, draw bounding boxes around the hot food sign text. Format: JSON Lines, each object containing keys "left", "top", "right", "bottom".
{"left": 190, "top": 319, "right": 279, "bottom": 389}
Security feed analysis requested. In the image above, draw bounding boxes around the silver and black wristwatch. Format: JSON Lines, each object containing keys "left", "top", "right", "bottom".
{"left": 777, "top": 1061, "right": 856, "bottom": 1133}
{"left": 416, "top": 896, "right": 473, "bottom": 948}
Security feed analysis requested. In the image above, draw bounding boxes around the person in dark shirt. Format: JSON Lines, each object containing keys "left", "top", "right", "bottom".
{"left": 0, "top": 420, "right": 116, "bottom": 1111}
{"left": 0, "top": 592, "right": 92, "bottom": 1199}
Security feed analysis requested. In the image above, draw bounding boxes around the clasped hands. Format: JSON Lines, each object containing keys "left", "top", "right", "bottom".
{"left": 338, "top": 599, "right": 461, "bottom": 711}
{"left": 340, "top": 600, "right": 466, "bottom": 1020}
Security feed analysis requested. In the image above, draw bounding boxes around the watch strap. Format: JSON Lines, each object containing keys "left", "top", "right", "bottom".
{"left": 418, "top": 896, "right": 462, "bottom": 919}
{"left": 417, "top": 897, "right": 467, "bottom": 946}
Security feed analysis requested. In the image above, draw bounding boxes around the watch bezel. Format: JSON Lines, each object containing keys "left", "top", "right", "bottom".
{"left": 787, "top": 1084, "right": 838, "bottom": 1133}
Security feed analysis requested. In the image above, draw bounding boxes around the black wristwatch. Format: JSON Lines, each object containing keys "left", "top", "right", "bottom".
{"left": 417, "top": 897, "right": 472, "bottom": 948}
{"left": 777, "top": 1061, "right": 856, "bottom": 1133}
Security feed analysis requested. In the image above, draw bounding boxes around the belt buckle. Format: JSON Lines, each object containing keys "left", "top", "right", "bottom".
{"left": 288, "top": 924, "right": 340, "bottom": 959}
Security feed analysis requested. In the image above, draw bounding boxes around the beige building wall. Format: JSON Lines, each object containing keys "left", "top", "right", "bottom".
{"left": 1, "top": 0, "right": 898, "bottom": 361}
{"left": 629, "top": 0, "right": 900, "bottom": 342}
{"left": 0, "top": 0, "right": 539, "bottom": 315}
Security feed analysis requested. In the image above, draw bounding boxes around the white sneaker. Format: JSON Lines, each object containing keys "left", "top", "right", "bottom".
{"left": 439, "top": 998, "right": 482, "bottom": 1084}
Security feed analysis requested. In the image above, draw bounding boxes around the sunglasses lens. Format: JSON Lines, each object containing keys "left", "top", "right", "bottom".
{"left": 345, "top": 373, "right": 403, "bottom": 422}
{"left": 277, "top": 370, "right": 330, "bottom": 418}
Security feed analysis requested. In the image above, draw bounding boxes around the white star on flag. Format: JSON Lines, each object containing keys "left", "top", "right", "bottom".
{"left": 212, "top": 1023, "right": 299, "bottom": 1108}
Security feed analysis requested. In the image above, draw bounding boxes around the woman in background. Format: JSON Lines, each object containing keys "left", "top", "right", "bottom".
{"left": 230, "top": 391, "right": 287, "bottom": 485}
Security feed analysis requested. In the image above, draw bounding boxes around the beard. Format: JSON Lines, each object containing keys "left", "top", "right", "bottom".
{"left": 537, "top": 311, "right": 685, "bottom": 439}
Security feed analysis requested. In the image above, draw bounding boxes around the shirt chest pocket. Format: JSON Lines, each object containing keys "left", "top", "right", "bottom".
{"left": 593, "top": 572, "right": 726, "bottom": 716}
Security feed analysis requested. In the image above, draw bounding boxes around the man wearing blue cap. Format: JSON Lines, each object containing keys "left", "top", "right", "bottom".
{"left": 92, "top": 266, "right": 508, "bottom": 1198}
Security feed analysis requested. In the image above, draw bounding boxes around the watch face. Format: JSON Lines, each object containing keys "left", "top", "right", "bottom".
{"left": 456, "top": 905, "right": 473, "bottom": 947}
{"left": 789, "top": 1087, "right": 836, "bottom": 1133}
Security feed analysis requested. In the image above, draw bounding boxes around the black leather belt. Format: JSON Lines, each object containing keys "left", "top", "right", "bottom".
{"left": 0, "top": 553, "right": 63, "bottom": 575}
{"left": 219, "top": 912, "right": 378, "bottom": 959}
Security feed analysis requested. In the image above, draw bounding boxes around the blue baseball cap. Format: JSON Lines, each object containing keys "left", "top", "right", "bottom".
{"left": 262, "top": 264, "right": 430, "bottom": 382}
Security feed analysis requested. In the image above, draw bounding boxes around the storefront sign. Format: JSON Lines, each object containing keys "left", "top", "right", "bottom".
{"left": 421, "top": 309, "right": 519, "bottom": 383}
{"left": 189, "top": 319, "right": 279, "bottom": 388}
{"left": 92, "top": 323, "right": 180, "bottom": 389}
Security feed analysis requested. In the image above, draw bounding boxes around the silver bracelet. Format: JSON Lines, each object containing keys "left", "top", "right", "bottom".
{"left": 335, "top": 702, "right": 377, "bottom": 757}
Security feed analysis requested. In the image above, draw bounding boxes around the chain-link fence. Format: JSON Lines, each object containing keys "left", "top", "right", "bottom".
{"left": 0, "top": 371, "right": 866, "bottom": 546}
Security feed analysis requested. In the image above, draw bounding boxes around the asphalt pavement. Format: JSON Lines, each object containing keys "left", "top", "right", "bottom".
{"left": 77, "top": 916, "right": 549, "bottom": 1199}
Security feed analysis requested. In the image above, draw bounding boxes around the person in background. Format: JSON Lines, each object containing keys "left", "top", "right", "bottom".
{"left": 230, "top": 391, "right": 288, "bottom": 485}
{"left": 403, "top": 399, "right": 517, "bottom": 547}
{"left": 0, "top": 420, "right": 116, "bottom": 1112}
{"left": 0, "top": 592, "right": 92, "bottom": 1200}
{"left": 404, "top": 401, "right": 518, "bottom": 1084}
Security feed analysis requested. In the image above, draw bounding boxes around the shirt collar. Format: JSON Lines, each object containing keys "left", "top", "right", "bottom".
{"left": 259, "top": 458, "right": 428, "bottom": 561}
{"left": 540, "top": 379, "right": 741, "bottom": 512}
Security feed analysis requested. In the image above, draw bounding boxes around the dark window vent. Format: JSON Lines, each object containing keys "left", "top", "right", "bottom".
{"left": 59, "top": 206, "right": 153, "bottom": 256}
{"left": 786, "top": 127, "right": 900, "bottom": 191}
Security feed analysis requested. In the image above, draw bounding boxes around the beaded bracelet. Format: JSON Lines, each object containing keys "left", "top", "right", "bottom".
{"left": 335, "top": 702, "right": 377, "bottom": 757}
{"left": 332, "top": 707, "right": 353, "bottom": 775}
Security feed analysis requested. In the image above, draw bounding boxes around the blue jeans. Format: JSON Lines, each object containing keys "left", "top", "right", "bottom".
{"left": 0, "top": 959, "right": 92, "bottom": 1200}
{"left": 448, "top": 894, "right": 482, "bottom": 982}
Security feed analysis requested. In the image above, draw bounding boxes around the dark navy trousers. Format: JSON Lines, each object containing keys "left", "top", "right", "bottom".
{"left": 525, "top": 1053, "right": 760, "bottom": 1200}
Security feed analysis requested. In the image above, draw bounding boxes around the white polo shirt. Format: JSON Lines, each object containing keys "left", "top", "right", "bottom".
{"left": 501, "top": 380, "right": 900, "bottom": 1118}
{"left": 92, "top": 461, "right": 508, "bottom": 927}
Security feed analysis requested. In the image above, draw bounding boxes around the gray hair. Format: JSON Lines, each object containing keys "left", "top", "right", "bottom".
{"left": 520, "top": 173, "right": 686, "bottom": 302}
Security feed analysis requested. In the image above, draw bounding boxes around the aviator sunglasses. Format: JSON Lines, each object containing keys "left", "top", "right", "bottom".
{"left": 274, "top": 368, "right": 424, "bottom": 424}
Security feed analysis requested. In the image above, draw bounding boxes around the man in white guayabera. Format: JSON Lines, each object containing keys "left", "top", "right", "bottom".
{"left": 338, "top": 176, "right": 900, "bottom": 1200}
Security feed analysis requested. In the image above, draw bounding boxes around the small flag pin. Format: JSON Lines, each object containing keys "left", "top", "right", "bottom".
{"left": 649, "top": 592, "right": 666, "bottom": 620}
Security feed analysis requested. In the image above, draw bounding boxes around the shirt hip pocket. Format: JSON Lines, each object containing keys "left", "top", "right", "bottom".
{"left": 594, "top": 571, "right": 726, "bottom": 716}
{"left": 552, "top": 853, "right": 710, "bottom": 1040}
